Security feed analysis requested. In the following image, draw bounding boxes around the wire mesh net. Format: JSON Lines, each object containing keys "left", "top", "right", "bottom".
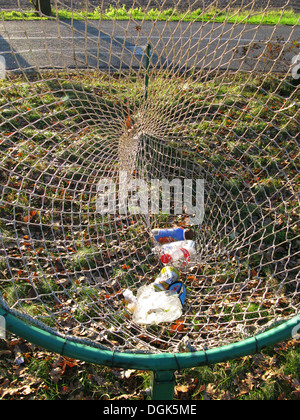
{"left": 0, "top": 0, "right": 299, "bottom": 354}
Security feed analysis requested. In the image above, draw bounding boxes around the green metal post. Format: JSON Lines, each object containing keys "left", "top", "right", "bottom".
{"left": 150, "top": 370, "right": 176, "bottom": 400}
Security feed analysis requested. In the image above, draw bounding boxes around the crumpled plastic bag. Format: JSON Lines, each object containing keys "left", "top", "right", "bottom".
{"left": 132, "top": 285, "right": 182, "bottom": 325}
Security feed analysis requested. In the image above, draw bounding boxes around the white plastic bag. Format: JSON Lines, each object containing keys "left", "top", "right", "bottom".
{"left": 132, "top": 285, "right": 182, "bottom": 325}
{"left": 123, "top": 289, "right": 138, "bottom": 314}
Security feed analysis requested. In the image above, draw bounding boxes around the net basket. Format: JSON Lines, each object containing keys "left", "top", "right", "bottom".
{"left": 0, "top": 0, "right": 299, "bottom": 362}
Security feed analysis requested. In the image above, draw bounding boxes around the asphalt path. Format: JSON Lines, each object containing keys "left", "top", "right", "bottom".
{"left": 0, "top": 19, "right": 299, "bottom": 73}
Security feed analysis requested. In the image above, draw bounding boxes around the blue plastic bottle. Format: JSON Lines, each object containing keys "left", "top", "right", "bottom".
{"left": 152, "top": 227, "right": 193, "bottom": 243}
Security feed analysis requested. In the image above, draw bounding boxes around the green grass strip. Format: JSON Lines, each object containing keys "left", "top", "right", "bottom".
{"left": 1, "top": 6, "right": 300, "bottom": 26}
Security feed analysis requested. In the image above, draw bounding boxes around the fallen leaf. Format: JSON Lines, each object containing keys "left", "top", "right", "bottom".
{"left": 49, "top": 366, "right": 64, "bottom": 384}
{"left": 206, "top": 383, "right": 217, "bottom": 396}
{"left": 121, "top": 369, "right": 136, "bottom": 379}
{"left": 125, "top": 115, "right": 134, "bottom": 129}
{"left": 171, "top": 319, "right": 185, "bottom": 332}
{"left": 176, "top": 384, "right": 190, "bottom": 393}
{"left": 220, "top": 390, "right": 234, "bottom": 400}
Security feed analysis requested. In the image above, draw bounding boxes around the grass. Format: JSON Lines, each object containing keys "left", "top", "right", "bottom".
{"left": 0, "top": 6, "right": 300, "bottom": 26}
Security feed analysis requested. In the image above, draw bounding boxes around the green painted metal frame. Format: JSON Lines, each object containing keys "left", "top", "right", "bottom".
{"left": 1, "top": 307, "right": 299, "bottom": 399}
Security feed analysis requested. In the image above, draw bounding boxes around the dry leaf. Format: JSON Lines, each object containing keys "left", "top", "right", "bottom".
{"left": 121, "top": 369, "right": 136, "bottom": 379}
{"left": 176, "top": 384, "right": 190, "bottom": 393}
{"left": 49, "top": 366, "right": 64, "bottom": 384}
{"left": 206, "top": 383, "right": 217, "bottom": 396}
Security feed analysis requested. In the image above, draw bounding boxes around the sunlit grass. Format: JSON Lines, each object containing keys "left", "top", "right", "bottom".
{"left": 1, "top": 6, "right": 299, "bottom": 26}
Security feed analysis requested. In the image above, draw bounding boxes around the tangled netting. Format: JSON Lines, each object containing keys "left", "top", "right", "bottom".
{"left": 0, "top": 0, "right": 299, "bottom": 354}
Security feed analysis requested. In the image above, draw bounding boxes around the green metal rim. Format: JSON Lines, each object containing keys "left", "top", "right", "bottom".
{"left": 1, "top": 307, "right": 299, "bottom": 371}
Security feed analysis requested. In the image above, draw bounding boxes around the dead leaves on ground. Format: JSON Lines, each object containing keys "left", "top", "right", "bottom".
{"left": 0, "top": 336, "right": 146, "bottom": 400}
{"left": 49, "top": 355, "right": 81, "bottom": 384}
{"left": 174, "top": 339, "right": 300, "bottom": 400}
{"left": 0, "top": 336, "right": 299, "bottom": 400}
